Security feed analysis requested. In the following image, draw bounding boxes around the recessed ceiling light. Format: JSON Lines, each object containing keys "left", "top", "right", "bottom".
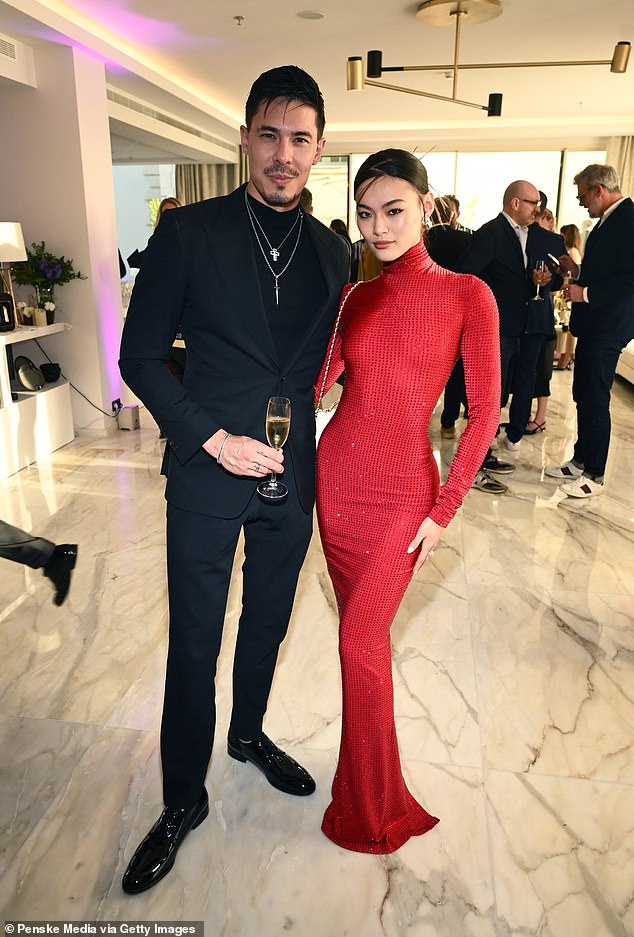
{"left": 297, "top": 11, "right": 325, "bottom": 20}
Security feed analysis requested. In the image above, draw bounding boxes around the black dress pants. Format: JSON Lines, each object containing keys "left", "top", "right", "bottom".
{"left": 0, "top": 520, "right": 54, "bottom": 569}
{"left": 572, "top": 336, "right": 623, "bottom": 478}
{"left": 480, "top": 334, "right": 519, "bottom": 468}
{"left": 161, "top": 466, "right": 313, "bottom": 808}
{"left": 506, "top": 333, "right": 547, "bottom": 442}
{"left": 441, "top": 358, "right": 467, "bottom": 427}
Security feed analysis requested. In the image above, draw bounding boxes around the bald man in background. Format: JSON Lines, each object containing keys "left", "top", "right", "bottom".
{"left": 456, "top": 181, "right": 549, "bottom": 493}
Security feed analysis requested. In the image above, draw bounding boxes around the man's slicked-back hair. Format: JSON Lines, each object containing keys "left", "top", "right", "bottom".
{"left": 245, "top": 65, "right": 326, "bottom": 138}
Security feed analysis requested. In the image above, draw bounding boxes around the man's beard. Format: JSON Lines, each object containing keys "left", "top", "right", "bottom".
{"left": 263, "top": 189, "right": 297, "bottom": 207}
{"left": 252, "top": 173, "right": 301, "bottom": 208}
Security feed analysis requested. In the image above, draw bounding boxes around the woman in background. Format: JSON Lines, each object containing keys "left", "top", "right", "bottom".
{"left": 554, "top": 224, "right": 582, "bottom": 370}
{"left": 127, "top": 197, "right": 182, "bottom": 270}
{"left": 329, "top": 218, "right": 352, "bottom": 278}
{"left": 315, "top": 149, "right": 500, "bottom": 854}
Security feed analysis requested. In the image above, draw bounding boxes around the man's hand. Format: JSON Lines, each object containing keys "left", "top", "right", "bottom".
{"left": 203, "top": 431, "right": 283, "bottom": 477}
{"left": 532, "top": 266, "right": 552, "bottom": 288}
{"left": 563, "top": 282, "right": 585, "bottom": 304}
{"left": 558, "top": 254, "right": 580, "bottom": 278}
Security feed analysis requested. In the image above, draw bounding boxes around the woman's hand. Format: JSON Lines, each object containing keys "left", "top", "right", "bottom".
{"left": 407, "top": 517, "right": 442, "bottom": 574}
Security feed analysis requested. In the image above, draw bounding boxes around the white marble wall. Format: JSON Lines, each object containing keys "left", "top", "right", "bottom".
{"left": 1, "top": 371, "right": 633, "bottom": 936}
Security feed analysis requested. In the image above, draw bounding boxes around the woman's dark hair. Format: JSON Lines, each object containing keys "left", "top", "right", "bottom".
{"left": 329, "top": 219, "right": 351, "bottom": 244}
{"left": 560, "top": 223, "right": 581, "bottom": 251}
{"left": 245, "top": 65, "right": 325, "bottom": 138}
{"left": 354, "top": 149, "right": 429, "bottom": 201}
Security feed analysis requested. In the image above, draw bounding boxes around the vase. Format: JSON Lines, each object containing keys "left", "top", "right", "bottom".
{"left": 35, "top": 284, "right": 56, "bottom": 324}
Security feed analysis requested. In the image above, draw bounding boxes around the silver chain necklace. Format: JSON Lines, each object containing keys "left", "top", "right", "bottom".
{"left": 244, "top": 189, "right": 304, "bottom": 305}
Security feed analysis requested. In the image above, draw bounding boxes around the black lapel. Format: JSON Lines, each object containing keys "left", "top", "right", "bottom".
{"left": 203, "top": 184, "right": 278, "bottom": 368}
{"left": 284, "top": 215, "right": 344, "bottom": 374}
{"left": 498, "top": 213, "right": 525, "bottom": 269}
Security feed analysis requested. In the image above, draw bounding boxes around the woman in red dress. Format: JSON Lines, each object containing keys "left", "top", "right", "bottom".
{"left": 315, "top": 150, "right": 500, "bottom": 854}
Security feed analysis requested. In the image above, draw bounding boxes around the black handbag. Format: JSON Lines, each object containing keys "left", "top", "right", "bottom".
{"left": 0, "top": 291, "right": 16, "bottom": 332}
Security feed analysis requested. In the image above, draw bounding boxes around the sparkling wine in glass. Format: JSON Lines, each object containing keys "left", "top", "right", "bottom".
{"left": 258, "top": 396, "right": 291, "bottom": 500}
{"left": 532, "top": 259, "right": 546, "bottom": 300}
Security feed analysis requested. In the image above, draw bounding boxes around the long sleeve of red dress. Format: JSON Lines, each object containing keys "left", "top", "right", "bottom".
{"left": 315, "top": 239, "right": 499, "bottom": 854}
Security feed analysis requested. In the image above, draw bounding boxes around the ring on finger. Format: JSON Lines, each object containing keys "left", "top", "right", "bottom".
{"left": 254, "top": 462, "right": 260, "bottom": 472}
{"left": 428, "top": 549, "right": 435, "bottom": 557}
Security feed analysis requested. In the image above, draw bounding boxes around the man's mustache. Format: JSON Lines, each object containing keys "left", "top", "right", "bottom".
{"left": 264, "top": 164, "right": 300, "bottom": 178}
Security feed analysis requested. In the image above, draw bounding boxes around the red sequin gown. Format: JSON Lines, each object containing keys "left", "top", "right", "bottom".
{"left": 315, "top": 239, "right": 500, "bottom": 854}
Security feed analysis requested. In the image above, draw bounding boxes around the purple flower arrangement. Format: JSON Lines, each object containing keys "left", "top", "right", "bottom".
{"left": 13, "top": 241, "right": 86, "bottom": 290}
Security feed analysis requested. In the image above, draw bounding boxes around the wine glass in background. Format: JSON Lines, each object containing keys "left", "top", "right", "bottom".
{"left": 257, "top": 396, "right": 291, "bottom": 500}
{"left": 532, "top": 259, "right": 547, "bottom": 300}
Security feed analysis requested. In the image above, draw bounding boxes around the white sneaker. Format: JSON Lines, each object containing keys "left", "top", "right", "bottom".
{"left": 499, "top": 434, "right": 520, "bottom": 453}
{"left": 560, "top": 475, "right": 604, "bottom": 498}
{"left": 544, "top": 460, "right": 583, "bottom": 479}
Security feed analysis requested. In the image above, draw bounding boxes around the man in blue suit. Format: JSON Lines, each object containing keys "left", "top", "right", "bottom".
{"left": 546, "top": 164, "right": 634, "bottom": 498}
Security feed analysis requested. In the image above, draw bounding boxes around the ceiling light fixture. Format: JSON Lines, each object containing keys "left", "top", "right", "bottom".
{"left": 347, "top": 0, "right": 631, "bottom": 118}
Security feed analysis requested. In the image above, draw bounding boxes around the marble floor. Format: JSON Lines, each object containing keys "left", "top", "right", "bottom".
{"left": 1, "top": 371, "right": 633, "bottom": 936}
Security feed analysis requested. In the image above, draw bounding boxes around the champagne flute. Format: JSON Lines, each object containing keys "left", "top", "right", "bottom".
{"left": 258, "top": 396, "right": 291, "bottom": 500}
{"left": 532, "top": 259, "right": 546, "bottom": 300}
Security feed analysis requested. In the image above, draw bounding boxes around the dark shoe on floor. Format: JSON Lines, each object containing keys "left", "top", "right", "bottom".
{"left": 43, "top": 544, "right": 78, "bottom": 606}
{"left": 440, "top": 424, "right": 456, "bottom": 439}
{"left": 525, "top": 420, "right": 546, "bottom": 435}
{"left": 122, "top": 788, "right": 209, "bottom": 895}
{"left": 472, "top": 470, "right": 508, "bottom": 494}
{"left": 483, "top": 455, "right": 515, "bottom": 475}
{"left": 227, "top": 730, "right": 316, "bottom": 796}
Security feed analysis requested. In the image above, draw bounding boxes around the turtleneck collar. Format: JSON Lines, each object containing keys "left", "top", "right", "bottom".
{"left": 381, "top": 238, "right": 433, "bottom": 276}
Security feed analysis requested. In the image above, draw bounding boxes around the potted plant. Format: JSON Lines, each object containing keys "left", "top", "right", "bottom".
{"left": 13, "top": 241, "right": 86, "bottom": 324}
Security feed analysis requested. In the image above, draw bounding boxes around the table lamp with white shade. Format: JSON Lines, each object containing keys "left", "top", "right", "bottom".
{"left": 0, "top": 222, "right": 27, "bottom": 331}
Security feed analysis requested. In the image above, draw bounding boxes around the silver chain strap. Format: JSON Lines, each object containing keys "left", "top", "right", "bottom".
{"left": 316, "top": 282, "right": 360, "bottom": 412}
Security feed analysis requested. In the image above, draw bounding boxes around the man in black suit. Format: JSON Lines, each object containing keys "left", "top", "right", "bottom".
{"left": 546, "top": 163, "right": 634, "bottom": 497}
{"left": 426, "top": 197, "right": 472, "bottom": 437}
{"left": 118, "top": 66, "right": 349, "bottom": 894}
{"left": 456, "top": 180, "right": 545, "bottom": 493}
{"left": 503, "top": 210, "right": 565, "bottom": 449}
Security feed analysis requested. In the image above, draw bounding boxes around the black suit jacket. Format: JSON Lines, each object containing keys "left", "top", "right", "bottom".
{"left": 570, "top": 197, "right": 634, "bottom": 344}
{"left": 425, "top": 225, "right": 472, "bottom": 272}
{"left": 119, "top": 185, "right": 349, "bottom": 518}
{"left": 456, "top": 213, "right": 533, "bottom": 337}
{"left": 525, "top": 225, "right": 566, "bottom": 335}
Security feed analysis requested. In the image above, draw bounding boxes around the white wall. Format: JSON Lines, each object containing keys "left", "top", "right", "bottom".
{"left": 1, "top": 43, "right": 124, "bottom": 429}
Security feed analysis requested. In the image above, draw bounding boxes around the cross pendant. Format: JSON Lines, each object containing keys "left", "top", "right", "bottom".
{"left": 270, "top": 248, "right": 280, "bottom": 262}
{"left": 274, "top": 281, "right": 279, "bottom": 305}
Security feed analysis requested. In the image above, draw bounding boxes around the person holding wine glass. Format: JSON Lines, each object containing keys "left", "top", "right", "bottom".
{"left": 314, "top": 149, "right": 501, "bottom": 854}
{"left": 119, "top": 65, "right": 349, "bottom": 894}
{"left": 458, "top": 182, "right": 564, "bottom": 464}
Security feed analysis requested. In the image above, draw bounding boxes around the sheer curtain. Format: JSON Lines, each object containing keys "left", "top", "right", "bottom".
{"left": 175, "top": 154, "right": 248, "bottom": 204}
{"left": 606, "top": 137, "right": 634, "bottom": 196}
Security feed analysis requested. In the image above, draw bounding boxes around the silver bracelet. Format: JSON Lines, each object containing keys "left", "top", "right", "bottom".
{"left": 216, "top": 432, "right": 232, "bottom": 465}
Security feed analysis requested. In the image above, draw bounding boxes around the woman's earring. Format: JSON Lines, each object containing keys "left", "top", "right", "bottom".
{"left": 424, "top": 213, "right": 432, "bottom": 227}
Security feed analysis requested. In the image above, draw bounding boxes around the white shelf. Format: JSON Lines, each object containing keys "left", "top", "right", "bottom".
{"left": 1, "top": 322, "right": 74, "bottom": 478}
{"left": 0, "top": 321, "right": 70, "bottom": 347}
